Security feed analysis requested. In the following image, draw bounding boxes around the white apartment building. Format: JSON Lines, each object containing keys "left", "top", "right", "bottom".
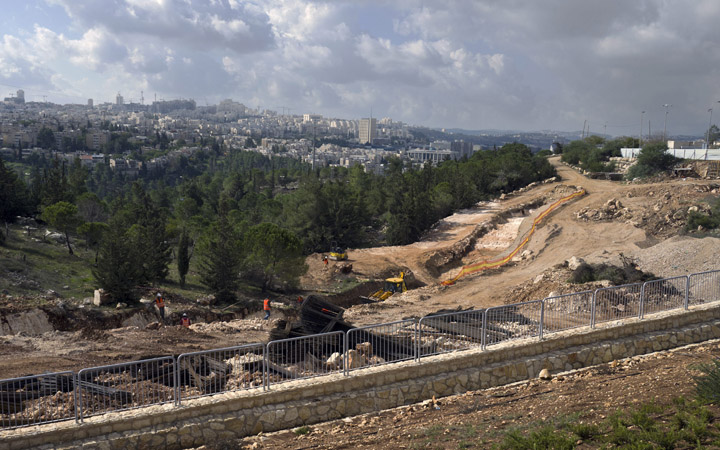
{"left": 358, "top": 118, "right": 377, "bottom": 145}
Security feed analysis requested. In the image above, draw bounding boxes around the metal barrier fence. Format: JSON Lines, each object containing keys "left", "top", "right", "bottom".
{"left": 0, "top": 371, "right": 75, "bottom": 429}
{"left": 176, "top": 344, "right": 265, "bottom": 405}
{"left": 640, "top": 276, "right": 688, "bottom": 319}
{"left": 344, "top": 320, "right": 417, "bottom": 374}
{"left": 265, "top": 331, "right": 344, "bottom": 388}
{"left": 77, "top": 357, "right": 175, "bottom": 421}
{"left": 592, "top": 283, "right": 644, "bottom": 327}
{"left": 483, "top": 300, "right": 543, "bottom": 348}
{"left": 3, "top": 269, "right": 720, "bottom": 430}
{"left": 417, "top": 309, "right": 485, "bottom": 358}
{"left": 689, "top": 270, "right": 720, "bottom": 306}
{"left": 542, "top": 291, "right": 593, "bottom": 335}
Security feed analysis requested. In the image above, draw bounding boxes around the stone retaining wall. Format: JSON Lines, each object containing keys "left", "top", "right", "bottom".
{"left": 4, "top": 304, "right": 720, "bottom": 450}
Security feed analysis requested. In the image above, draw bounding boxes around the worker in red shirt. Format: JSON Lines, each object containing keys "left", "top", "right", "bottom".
{"left": 180, "top": 313, "right": 191, "bottom": 328}
{"left": 263, "top": 297, "right": 271, "bottom": 320}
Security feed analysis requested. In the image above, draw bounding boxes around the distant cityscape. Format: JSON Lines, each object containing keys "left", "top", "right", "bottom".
{"left": 0, "top": 88, "right": 611, "bottom": 179}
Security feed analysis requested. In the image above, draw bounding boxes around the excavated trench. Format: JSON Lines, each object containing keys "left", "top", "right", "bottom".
{"left": 0, "top": 304, "right": 247, "bottom": 337}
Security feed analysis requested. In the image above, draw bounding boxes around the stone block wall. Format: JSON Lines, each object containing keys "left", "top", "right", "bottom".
{"left": 3, "top": 305, "right": 720, "bottom": 450}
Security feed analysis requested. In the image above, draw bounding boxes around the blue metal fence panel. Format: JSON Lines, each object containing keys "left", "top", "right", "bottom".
{"left": 542, "top": 291, "right": 594, "bottom": 335}
{"left": 77, "top": 356, "right": 175, "bottom": 421}
{"left": 0, "top": 371, "right": 75, "bottom": 429}
{"left": 344, "top": 319, "right": 417, "bottom": 374}
{"left": 484, "top": 300, "right": 542, "bottom": 348}
{"left": 592, "top": 283, "right": 644, "bottom": 326}
{"left": 417, "top": 309, "right": 485, "bottom": 358}
{"left": 688, "top": 270, "right": 720, "bottom": 306}
{"left": 176, "top": 343, "right": 265, "bottom": 405}
{"left": 640, "top": 276, "right": 688, "bottom": 318}
{"left": 265, "top": 331, "right": 344, "bottom": 388}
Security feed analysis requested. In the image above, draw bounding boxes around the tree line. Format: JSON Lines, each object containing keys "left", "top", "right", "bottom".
{"left": 0, "top": 142, "right": 555, "bottom": 302}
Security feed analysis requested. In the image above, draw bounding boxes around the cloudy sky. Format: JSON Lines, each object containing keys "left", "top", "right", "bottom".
{"left": 2, "top": 0, "right": 720, "bottom": 136}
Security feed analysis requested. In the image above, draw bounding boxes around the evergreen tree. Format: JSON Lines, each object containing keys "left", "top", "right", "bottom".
{"left": 127, "top": 182, "right": 172, "bottom": 283}
{"left": 93, "top": 221, "right": 144, "bottom": 302}
{"left": 243, "top": 222, "right": 307, "bottom": 291}
{"left": 77, "top": 221, "right": 109, "bottom": 263}
{"left": 177, "top": 228, "right": 191, "bottom": 287}
{"left": 0, "top": 158, "right": 31, "bottom": 243}
{"left": 197, "top": 201, "right": 242, "bottom": 303}
{"left": 41, "top": 201, "right": 79, "bottom": 254}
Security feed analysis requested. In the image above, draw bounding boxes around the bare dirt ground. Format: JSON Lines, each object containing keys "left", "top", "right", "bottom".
{"left": 2, "top": 157, "right": 720, "bottom": 444}
{"left": 235, "top": 340, "right": 720, "bottom": 449}
{"left": 310, "top": 158, "right": 720, "bottom": 326}
{"left": 2, "top": 158, "right": 720, "bottom": 379}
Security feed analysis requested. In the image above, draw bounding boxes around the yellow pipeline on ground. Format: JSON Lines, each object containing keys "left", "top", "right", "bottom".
{"left": 441, "top": 189, "right": 586, "bottom": 286}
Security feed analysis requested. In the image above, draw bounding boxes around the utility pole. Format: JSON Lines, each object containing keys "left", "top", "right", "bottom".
{"left": 707, "top": 108, "right": 713, "bottom": 152}
{"left": 662, "top": 104, "right": 672, "bottom": 142}
{"left": 639, "top": 111, "right": 645, "bottom": 148}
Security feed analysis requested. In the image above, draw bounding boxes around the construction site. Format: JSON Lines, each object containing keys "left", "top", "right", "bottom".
{"left": 2, "top": 157, "right": 720, "bottom": 448}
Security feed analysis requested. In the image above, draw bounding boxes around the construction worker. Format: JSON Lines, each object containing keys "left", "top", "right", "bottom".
{"left": 323, "top": 255, "right": 328, "bottom": 267}
{"left": 297, "top": 295, "right": 304, "bottom": 304}
{"left": 180, "top": 313, "right": 191, "bottom": 328}
{"left": 155, "top": 293, "right": 165, "bottom": 321}
{"left": 263, "top": 297, "right": 271, "bottom": 320}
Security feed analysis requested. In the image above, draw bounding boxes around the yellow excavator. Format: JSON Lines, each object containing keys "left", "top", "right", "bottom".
{"left": 362, "top": 272, "right": 407, "bottom": 301}
{"left": 328, "top": 242, "right": 348, "bottom": 261}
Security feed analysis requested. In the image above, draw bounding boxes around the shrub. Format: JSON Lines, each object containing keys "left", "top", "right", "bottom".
{"left": 569, "top": 255, "right": 656, "bottom": 285}
{"left": 626, "top": 142, "right": 678, "bottom": 179}
{"left": 694, "top": 358, "right": 720, "bottom": 403}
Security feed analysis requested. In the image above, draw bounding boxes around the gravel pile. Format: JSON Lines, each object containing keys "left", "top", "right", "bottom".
{"left": 632, "top": 236, "right": 720, "bottom": 277}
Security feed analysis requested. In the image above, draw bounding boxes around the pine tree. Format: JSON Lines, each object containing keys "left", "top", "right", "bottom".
{"left": 244, "top": 223, "right": 307, "bottom": 291}
{"left": 177, "top": 229, "right": 190, "bottom": 287}
{"left": 127, "top": 182, "right": 171, "bottom": 283}
{"left": 0, "top": 158, "right": 30, "bottom": 243}
{"left": 92, "top": 221, "right": 143, "bottom": 302}
{"left": 197, "top": 202, "right": 242, "bottom": 303}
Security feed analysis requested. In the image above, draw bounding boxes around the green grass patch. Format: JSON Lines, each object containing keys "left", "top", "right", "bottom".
{"left": 0, "top": 226, "right": 96, "bottom": 300}
{"left": 492, "top": 398, "right": 720, "bottom": 449}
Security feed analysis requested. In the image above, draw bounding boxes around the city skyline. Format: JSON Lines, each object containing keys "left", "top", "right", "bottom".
{"left": 2, "top": 1, "right": 720, "bottom": 136}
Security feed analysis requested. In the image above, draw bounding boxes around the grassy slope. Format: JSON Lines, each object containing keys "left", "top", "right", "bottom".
{"left": 0, "top": 223, "right": 210, "bottom": 303}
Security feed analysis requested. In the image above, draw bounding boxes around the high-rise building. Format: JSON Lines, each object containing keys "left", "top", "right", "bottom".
{"left": 450, "top": 140, "right": 474, "bottom": 158}
{"left": 16, "top": 90, "right": 24, "bottom": 103}
{"left": 358, "top": 118, "right": 377, "bottom": 145}
{"left": 116, "top": 93, "right": 124, "bottom": 106}
{"left": 88, "top": 98, "right": 94, "bottom": 108}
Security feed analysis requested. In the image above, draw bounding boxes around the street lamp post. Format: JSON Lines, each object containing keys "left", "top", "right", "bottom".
{"left": 640, "top": 110, "right": 645, "bottom": 148}
{"left": 706, "top": 101, "right": 720, "bottom": 152}
{"left": 662, "top": 103, "right": 672, "bottom": 142}
{"left": 707, "top": 108, "right": 714, "bottom": 151}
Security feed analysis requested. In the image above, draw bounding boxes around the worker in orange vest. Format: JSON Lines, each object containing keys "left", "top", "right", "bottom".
{"left": 180, "top": 313, "right": 191, "bottom": 328}
{"left": 263, "top": 297, "right": 271, "bottom": 320}
{"left": 155, "top": 293, "right": 165, "bottom": 321}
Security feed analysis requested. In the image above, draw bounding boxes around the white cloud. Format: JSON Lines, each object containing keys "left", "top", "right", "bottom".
{"left": 3, "top": 0, "right": 720, "bottom": 133}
